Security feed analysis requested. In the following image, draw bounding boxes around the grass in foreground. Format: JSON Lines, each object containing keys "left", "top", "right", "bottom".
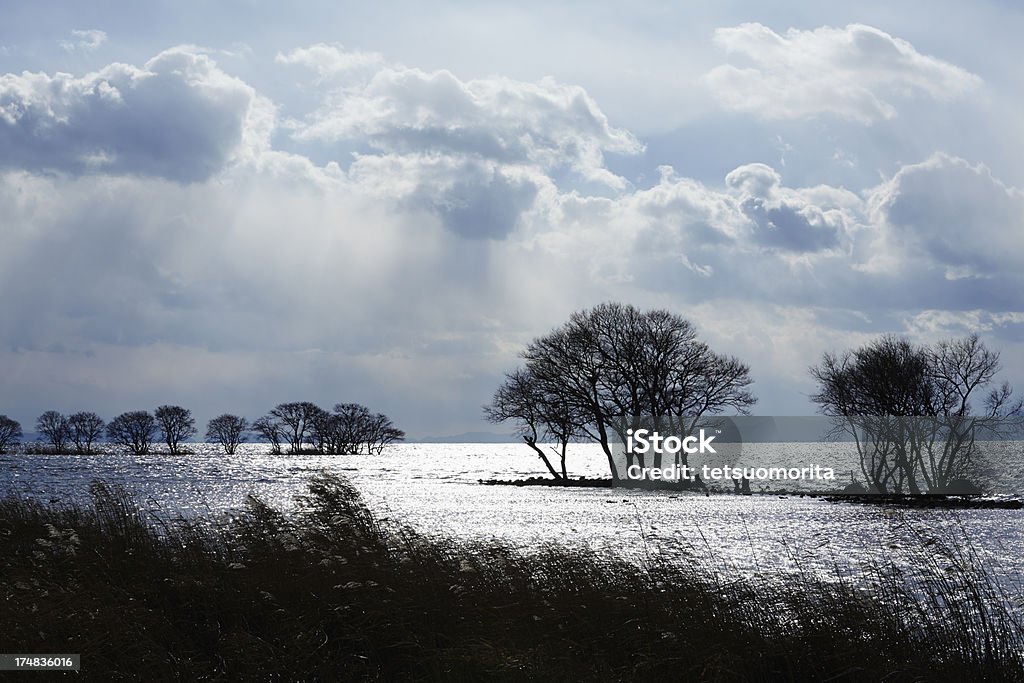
{"left": 1, "top": 474, "right": 1022, "bottom": 681}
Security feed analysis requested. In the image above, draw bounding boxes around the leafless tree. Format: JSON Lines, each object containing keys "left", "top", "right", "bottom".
{"left": 312, "top": 403, "right": 405, "bottom": 455}
{"left": 364, "top": 412, "right": 405, "bottom": 455}
{"left": 252, "top": 415, "right": 284, "bottom": 454}
{"left": 331, "top": 403, "right": 374, "bottom": 454}
{"left": 36, "top": 411, "right": 70, "bottom": 453}
{"left": 107, "top": 411, "right": 158, "bottom": 455}
{"left": 485, "top": 368, "right": 582, "bottom": 480}
{"left": 68, "top": 412, "right": 105, "bottom": 454}
{"left": 0, "top": 415, "right": 22, "bottom": 453}
{"left": 810, "top": 334, "right": 1021, "bottom": 494}
{"left": 310, "top": 407, "right": 342, "bottom": 454}
{"left": 206, "top": 414, "right": 248, "bottom": 455}
{"left": 154, "top": 405, "right": 197, "bottom": 455}
{"left": 507, "top": 302, "right": 756, "bottom": 482}
{"left": 269, "top": 402, "right": 322, "bottom": 453}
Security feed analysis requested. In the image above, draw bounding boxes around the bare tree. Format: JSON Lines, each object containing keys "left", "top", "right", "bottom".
{"left": 485, "top": 368, "right": 581, "bottom": 480}
{"left": 206, "top": 414, "right": 248, "bottom": 455}
{"left": 509, "top": 303, "right": 756, "bottom": 482}
{"left": 305, "top": 403, "right": 405, "bottom": 455}
{"left": 36, "top": 411, "right": 70, "bottom": 453}
{"left": 154, "top": 405, "right": 197, "bottom": 455}
{"left": 811, "top": 334, "right": 1020, "bottom": 494}
{"left": 0, "top": 415, "right": 22, "bottom": 453}
{"left": 308, "top": 405, "right": 335, "bottom": 454}
{"left": 269, "top": 402, "right": 322, "bottom": 453}
{"left": 68, "top": 412, "right": 105, "bottom": 454}
{"left": 365, "top": 412, "right": 405, "bottom": 455}
{"left": 332, "top": 403, "right": 374, "bottom": 454}
{"left": 252, "top": 415, "right": 284, "bottom": 454}
{"left": 107, "top": 411, "right": 158, "bottom": 455}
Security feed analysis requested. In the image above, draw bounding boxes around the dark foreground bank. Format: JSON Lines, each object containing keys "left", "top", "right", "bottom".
{"left": 1, "top": 475, "right": 1022, "bottom": 681}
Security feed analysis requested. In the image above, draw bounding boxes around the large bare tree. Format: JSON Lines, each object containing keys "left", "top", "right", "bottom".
{"left": 491, "top": 303, "right": 756, "bottom": 482}
{"left": 268, "top": 402, "right": 322, "bottom": 454}
{"left": 485, "top": 367, "right": 583, "bottom": 480}
{"left": 206, "top": 414, "right": 248, "bottom": 455}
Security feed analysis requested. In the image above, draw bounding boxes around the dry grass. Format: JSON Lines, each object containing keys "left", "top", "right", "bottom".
{"left": 1, "top": 473, "right": 1022, "bottom": 681}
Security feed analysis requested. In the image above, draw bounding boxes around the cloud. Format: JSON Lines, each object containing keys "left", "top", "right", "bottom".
{"left": 60, "top": 29, "right": 107, "bottom": 53}
{"left": 725, "top": 163, "right": 846, "bottom": 252}
{"left": 281, "top": 46, "right": 642, "bottom": 236}
{"left": 1, "top": 44, "right": 1022, "bottom": 434}
{"left": 348, "top": 153, "right": 548, "bottom": 239}
{"left": 705, "top": 23, "right": 981, "bottom": 123}
{"left": 0, "top": 46, "right": 272, "bottom": 181}
{"left": 867, "top": 153, "right": 1024, "bottom": 279}
{"left": 292, "top": 66, "right": 641, "bottom": 179}
{"left": 544, "top": 162, "right": 857, "bottom": 286}
{"left": 275, "top": 43, "right": 384, "bottom": 80}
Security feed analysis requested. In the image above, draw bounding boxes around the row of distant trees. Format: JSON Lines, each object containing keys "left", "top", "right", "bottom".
{"left": 486, "top": 302, "right": 1020, "bottom": 493}
{"left": 0, "top": 402, "right": 403, "bottom": 456}
{"left": 251, "top": 402, "right": 405, "bottom": 455}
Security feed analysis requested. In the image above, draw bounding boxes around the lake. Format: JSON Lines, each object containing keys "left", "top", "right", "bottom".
{"left": 3, "top": 441, "right": 1023, "bottom": 597}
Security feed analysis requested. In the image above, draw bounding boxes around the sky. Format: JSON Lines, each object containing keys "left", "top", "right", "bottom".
{"left": 2, "top": 1, "right": 1023, "bottom": 438}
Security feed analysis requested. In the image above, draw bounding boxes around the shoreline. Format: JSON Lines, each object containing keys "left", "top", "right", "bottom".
{"left": 478, "top": 476, "right": 1024, "bottom": 508}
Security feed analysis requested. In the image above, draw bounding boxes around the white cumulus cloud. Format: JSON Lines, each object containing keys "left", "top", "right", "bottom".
{"left": 0, "top": 46, "right": 272, "bottom": 181}
{"left": 705, "top": 23, "right": 981, "bottom": 123}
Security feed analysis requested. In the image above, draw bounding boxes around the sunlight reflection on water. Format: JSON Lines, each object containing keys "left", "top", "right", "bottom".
{"left": 2, "top": 442, "right": 1023, "bottom": 595}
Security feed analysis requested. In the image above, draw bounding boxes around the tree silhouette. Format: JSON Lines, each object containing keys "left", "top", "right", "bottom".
{"left": 206, "top": 414, "right": 248, "bottom": 455}
{"left": 485, "top": 368, "right": 581, "bottom": 480}
{"left": 154, "top": 405, "right": 197, "bottom": 455}
{"left": 36, "top": 411, "right": 70, "bottom": 453}
{"left": 307, "top": 403, "right": 405, "bottom": 454}
{"left": 68, "top": 412, "right": 105, "bottom": 454}
{"left": 252, "top": 415, "right": 284, "bottom": 454}
{"left": 811, "top": 334, "right": 1021, "bottom": 494}
{"left": 269, "top": 402, "right": 321, "bottom": 453}
{"left": 0, "top": 415, "right": 21, "bottom": 453}
{"left": 107, "top": 411, "right": 157, "bottom": 455}
{"left": 490, "top": 303, "right": 756, "bottom": 482}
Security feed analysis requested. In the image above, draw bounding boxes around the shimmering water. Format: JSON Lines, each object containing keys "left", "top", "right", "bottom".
{"left": 2, "top": 442, "right": 1023, "bottom": 594}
